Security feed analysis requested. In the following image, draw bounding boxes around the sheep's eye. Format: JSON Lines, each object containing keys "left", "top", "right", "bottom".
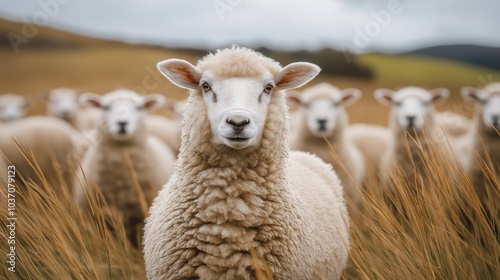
{"left": 102, "top": 105, "right": 110, "bottom": 111}
{"left": 264, "top": 83, "right": 274, "bottom": 94}
{"left": 303, "top": 103, "right": 309, "bottom": 109}
{"left": 333, "top": 102, "right": 340, "bottom": 107}
{"left": 201, "top": 82, "right": 211, "bottom": 93}
{"left": 394, "top": 101, "right": 401, "bottom": 107}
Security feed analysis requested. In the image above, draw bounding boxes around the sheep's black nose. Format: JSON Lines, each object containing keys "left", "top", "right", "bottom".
{"left": 226, "top": 118, "right": 250, "bottom": 133}
{"left": 317, "top": 119, "right": 327, "bottom": 131}
{"left": 61, "top": 111, "right": 71, "bottom": 119}
{"left": 407, "top": 116, "right": 416, "bottom": 127}
{"left": 118, "top": 121, "right": 128, "bottom": 134}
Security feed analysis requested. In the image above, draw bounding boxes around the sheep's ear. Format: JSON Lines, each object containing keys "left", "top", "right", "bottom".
{"left": 79, "top": 93, "right": 102, "bottom": 109}
{"left": 143, "top": 94, "right": 166, "bottom": 112}
{"left": 275, "top": 62, "right": 321, "bottom": 90}
{"left": 340, "top": 88, "right": 362, "bottom": 107}
{"left": 374, "top": 89, "right": 395, "bottom": 106}
{"left": 461, "top": 86, "right": 483, "bottom": 104}
{"left": 157, "top": 59, "right": 201, "bottom": 90}
{"left": 429, "top": 88, "right": 449, "bottom": 105}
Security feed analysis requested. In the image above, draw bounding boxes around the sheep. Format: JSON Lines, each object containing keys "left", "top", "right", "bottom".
{"left": 0, "top": 93, "right": 29, "bottom": 122}
{"left": 74, "top": 89, "right": 175, "bottom": 246}
{"left": 374, "top": 87, "right": 452, "bottom": 188}
{"left": 144, "top": 47, "right": 349, "bottom": 280}
{"left": 459, "top": 83, "right": 500, "bottom": 204}
{"left": 346, "top": 123, "right": 391, "bottom": 178}
{"left": 288, "top": 82, "right": 365, "bottom": 207}
{"left": 40, "top": 88, "right": 101, "bottom": 130}
{"left": 0, "top": 116, "right": 79, "bottom": 194}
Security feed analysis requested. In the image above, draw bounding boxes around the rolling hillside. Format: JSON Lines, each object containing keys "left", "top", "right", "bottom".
{"left": 1, "top": 18, "right": 499, "bottom": 124}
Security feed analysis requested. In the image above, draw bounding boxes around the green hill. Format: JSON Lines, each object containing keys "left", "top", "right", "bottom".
{"left": 358, "top": 53, "right": 500, "bottom": 87}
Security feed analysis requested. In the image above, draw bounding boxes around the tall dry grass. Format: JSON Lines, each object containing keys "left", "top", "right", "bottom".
{"left": 0, "top": 134, "right": 498, "bottom": 279}
{"left": 0, "top": 156, "right": 146, "bottom": 279}
{"left": 343, "top": 134, "right": 499, "bottom": 280}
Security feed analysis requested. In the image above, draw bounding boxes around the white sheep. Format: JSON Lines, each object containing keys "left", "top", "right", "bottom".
{"left": 0, "top": 93, "right": 29, "bottom": 123}
{"left": 143, "top": 47, "right": 349, "bottom": 280}
{"left": 346, "top": 123, "right": 391, "bottom": 178}
{"left": 288, "top": 82, "right": 365, "bottom": 207}
{"left": 75, "top": 89, "right": 175, "bottom": 246}
{"left": 40, "top": 88, "right": 101, "bottom": 130}
{"left": 459, "top": 83, "right": 500, "bottom": 203}
{"left": 374, "top": 86, "right": 452, "bottom": 188}
{"left": 0, "top": 116, "right": 79, "bottom": 194}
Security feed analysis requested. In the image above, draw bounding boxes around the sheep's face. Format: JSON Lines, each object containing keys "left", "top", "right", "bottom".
{"left": 0, "top": 94, "right": 28, "bottom": 122}
{"left": 80, "top": 90, "right": 165, "bottom": 141}
{"left": 305, "top": 99, "right": 338, "bottom": 137}
{"left": 199, "top": 73, "right": 275, "bottom": 150}
{"left": 103, "top": 99, "right": 142, "bottom": 140}
{"left": 375, "top": 87, "right": 449, "bottom": 131}
{"left": 42, "top": 89, "right": 79, "bottom": 120}
{"left": 462, "top": 85, "right": 500, "bottom": 130}
{"left": 483, "top": 95, "right": 500, "bottom": 129}
{"left": 157, "top": 55, "right": 320, "bottom": 152}
{"left": 289, "top": 85, "right": 361, "bottom": 137}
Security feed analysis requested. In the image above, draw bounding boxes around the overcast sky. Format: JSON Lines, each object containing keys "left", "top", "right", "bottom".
{"left": 0, "top": 0, "right": 498, "bottom": 52}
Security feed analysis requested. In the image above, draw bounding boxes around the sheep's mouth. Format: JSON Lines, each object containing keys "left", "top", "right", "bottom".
{"left": 225, "top": 137, "right": 250, "bottom": 142}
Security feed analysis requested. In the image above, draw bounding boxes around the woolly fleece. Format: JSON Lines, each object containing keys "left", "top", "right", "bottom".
{"left": 144, "top": 47, "right": 349, "bottom": 280}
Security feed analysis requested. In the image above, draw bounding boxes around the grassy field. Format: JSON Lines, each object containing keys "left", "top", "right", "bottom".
{"left": 0, "top": 133, "right": 498, "bottom": 279}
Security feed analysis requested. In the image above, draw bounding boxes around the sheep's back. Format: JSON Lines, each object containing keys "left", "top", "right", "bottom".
{"left": 286, "top": 151, "right": 350, "bottom": 279}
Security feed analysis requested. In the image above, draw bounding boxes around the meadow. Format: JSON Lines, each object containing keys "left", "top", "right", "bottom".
{"left": 0, "top": 20, "right": 499, "bottom": 279}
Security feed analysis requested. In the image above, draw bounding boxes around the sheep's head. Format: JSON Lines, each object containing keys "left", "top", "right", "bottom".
{"left": 40, "top": 88, "right": 79, "bottom": 120}
{"left": 288, "top": 83, "right": 361, "bottom": 137}
{"left": 0, "top": 93, "right": 29, "bottom": 122}
{"left": 461, "top": 83, "right": 500, "bottom": 131}
{"left": 375, "top": 87, "right": 449, "bottom": 132}
{"left": 80, "top": 89, "right": 165, "bottom": 141}
{"left": 157, "top": 47, "right": 320, "bottom": 151}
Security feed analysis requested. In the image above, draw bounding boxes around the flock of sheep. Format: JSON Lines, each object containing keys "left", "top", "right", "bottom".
{"left": 0, "top": 46, "right": 498, "bottom": 279}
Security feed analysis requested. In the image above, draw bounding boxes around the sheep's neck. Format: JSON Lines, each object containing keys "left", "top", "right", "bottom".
{"left": 390, "top": 122, "right": 438, "bottom": 174}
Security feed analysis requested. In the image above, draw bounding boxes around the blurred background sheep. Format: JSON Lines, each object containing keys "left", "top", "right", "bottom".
{"left": 0, "top": 0, "right": 498, "bottom": 279}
